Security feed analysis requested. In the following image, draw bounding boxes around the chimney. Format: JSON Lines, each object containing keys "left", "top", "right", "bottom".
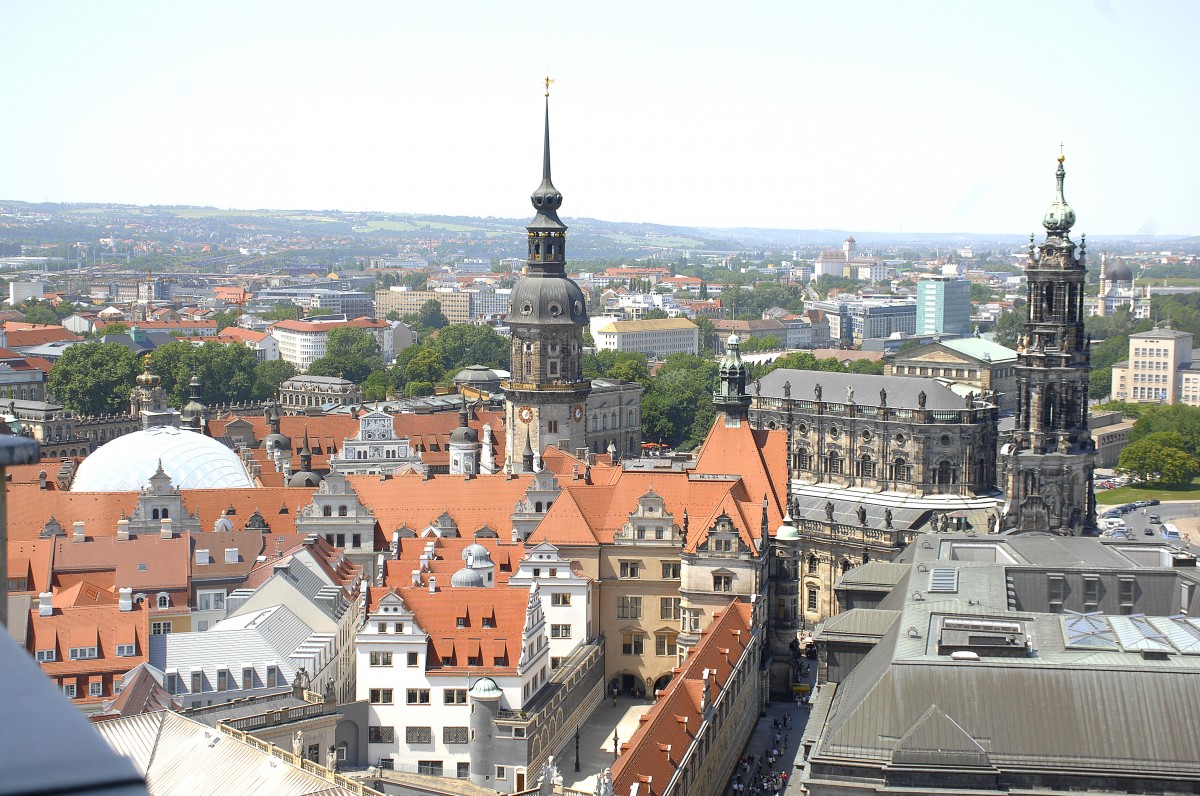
{"left": 428, "top": 575, "right": 437, "bottom": 594}
{"left": 411, "top": 569, "right": 423, "bottom": 587}
{"left": 701, "top": 668, "right": 711, "bottom": 712}
{"left": 160, "top": 517, "right": 173, "bottom": 540}
{"left": 273, "top": 560, "right": 290, "bottom": 578}
{"left": 72, "top": 521, "right": 85, "bottom": 543}
{"left": 116, "top": 518, "right": 131, "bottom": 541}
{"left": 38, "top": 592, "right": 53, "bottom": 616}
{"left": 38, "top": 470, "right": 46, "bottom": 490}
{"left": 118, "top": 587, "right": 133, "bottom": 612}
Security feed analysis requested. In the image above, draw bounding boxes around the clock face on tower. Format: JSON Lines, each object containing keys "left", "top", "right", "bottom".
{"left": 572, "top": 404, "right": 584, "bottom": 423}
{"left": 518, "top": 405, "right": 534, "bottom": 424}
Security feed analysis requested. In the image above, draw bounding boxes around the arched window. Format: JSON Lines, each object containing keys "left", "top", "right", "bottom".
{"left": 161, "top": 508, "right": 169, "bottom": 519}
{"left": 859, "top": 454, "right": 875, "bottom": 479}
{"left": 338, "top": 505, "right": 348, "bottom": 517}
{"left": 152, "top": 508, "right": 160, "bottom": 520}
{"left": 535, "top": 502, "right": 543, "bottom": 513}
{"left": 808, "top": 555, "right": 818, "bottom": 575}
{"left": 323, "top": 506, "right": 332, "bottom": 517}
{"left": 892, "top": 458, "right": 910, "bottom": 482}
{"left": 156, "top": 594, "right": 170, "bottom": 609}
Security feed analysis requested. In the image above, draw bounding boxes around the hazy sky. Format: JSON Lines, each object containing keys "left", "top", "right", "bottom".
{"left": 3, "top": 1, "right": 1196, "bottom": 235}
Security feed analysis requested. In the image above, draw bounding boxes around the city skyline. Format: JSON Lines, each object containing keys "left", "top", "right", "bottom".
{"left": 3, "top": 1, "right": 1197, "bottom": 236}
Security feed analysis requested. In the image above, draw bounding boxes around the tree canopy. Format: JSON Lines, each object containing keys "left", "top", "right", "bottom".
{"left": 1118, "top": 432, "right": 1200, "bottom": 486}
{"left": 306, "top": 326, "right": 384, "bottom": 384}
{"left": 47, "top": 343, "right": 140, "bottom": 415}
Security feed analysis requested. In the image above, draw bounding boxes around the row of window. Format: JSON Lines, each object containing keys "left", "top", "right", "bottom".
{"left": 615, "top": 596, "right": 685, "bottom": 621}
{"left": 39, "top": 642, "right": 139, "bottom": 663}
{"left": 621, "top": 631, "right": 678, "bottom": 657}
{"left": 368, "top": 686, "right": 470, "bottom": 706}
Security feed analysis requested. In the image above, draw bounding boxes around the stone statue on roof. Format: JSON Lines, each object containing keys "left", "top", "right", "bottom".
{"left": 825, "top": 501, "right": 834, "bottom": 522}
{"left": 879, "top": 388, "right": 887, "bottom": 407}
{"left": 847, "top": 385, "right": 854, "bottom": 403}
{"left": 918, "top": 391, "right": 927, "bottom": 409}
{"left": 884, "top": 508, "right": 893, "bottom": 528}
{"left": 595, "top": 768, "right": 614, "bottom": 796}
{"left": 292, "top": 730, "right": 303, "bottom": 758}
{"left": 327, "top": 744, "right": 338, "bottom": 772}
{"left": 814, "top": 383, "right": 822, "bottom": 402}
{"left": 857, "top": 505, "right": 866, "bottom": 526}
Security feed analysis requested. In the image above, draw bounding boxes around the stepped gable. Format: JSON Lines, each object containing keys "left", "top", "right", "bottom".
{"left": 611, "top": 602, "right": 755, "bottom": 795}
{"left": 347, "top": 472, "right": 532, "bottom": 538}
{"left": 527, "top": 468, "right": 749, "bottom": 549}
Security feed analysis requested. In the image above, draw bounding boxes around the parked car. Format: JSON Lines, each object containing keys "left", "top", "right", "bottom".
{"left": 1145, "top": 527, "right": 1155, "bottom": 535}
{"left": 1149, "top": 514, "right": 1162, "bottom": 524}
{"left": 1148, "top": 499, "right": 1161, "bottom": 506}
{"left": 1102, "top": 510, "right": 1122, "bottom": 519}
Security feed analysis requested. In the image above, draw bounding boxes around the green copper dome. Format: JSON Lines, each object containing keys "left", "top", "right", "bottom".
{"left": 1042, "top": 156, "right": 1076, "bottom": 234}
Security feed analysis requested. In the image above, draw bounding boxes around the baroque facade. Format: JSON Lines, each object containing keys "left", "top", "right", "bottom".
{"left": 1001, "top": 156, "right": 1097, "bottom": 535}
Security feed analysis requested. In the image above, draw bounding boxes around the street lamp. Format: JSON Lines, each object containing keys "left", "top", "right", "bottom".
{"left": 613, "top": 728, "right": 620, "bottom": 759}
{"left": 575, "top": 726, "right": 580, "bottom": 772}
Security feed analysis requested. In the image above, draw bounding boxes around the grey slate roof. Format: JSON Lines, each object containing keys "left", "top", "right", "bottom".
{"left": 95, "top": 710, "right": 363, "bottom": 796}
{"left": 758, "top": 368, "right": 970, "bottom": 411}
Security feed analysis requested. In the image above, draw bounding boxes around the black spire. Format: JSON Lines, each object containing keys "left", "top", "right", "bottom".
{"left": 527, "top": 80, "right": 567, "bottom": 275}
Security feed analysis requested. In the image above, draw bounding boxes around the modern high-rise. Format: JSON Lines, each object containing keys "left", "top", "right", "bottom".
{"left": 916, "top": 275, "right": 971, "bottom": 337}
{"left": 502, "top": 90, "right": 591, "bottom": 470}
{"left": 1001, "top": 156, "right": 1096, "bottom": 535}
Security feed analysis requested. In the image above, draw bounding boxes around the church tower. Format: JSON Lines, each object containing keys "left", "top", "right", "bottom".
{"left": 503, "top": 82, "right": 590, "bottom": 471}
{"left": 713, "top": 332, "right": 751, "bottom": 424}
{"left": 1002, "top": 155, "right": 1096, "bottom": 535}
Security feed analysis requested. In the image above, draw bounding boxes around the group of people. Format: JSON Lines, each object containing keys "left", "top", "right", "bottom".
{"left": 729, "top": 715, "right": 793, "bottom": 795}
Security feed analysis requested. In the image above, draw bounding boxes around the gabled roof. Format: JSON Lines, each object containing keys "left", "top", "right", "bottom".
{"left": 611, "top": 602, "right": 755, "bottom": 795}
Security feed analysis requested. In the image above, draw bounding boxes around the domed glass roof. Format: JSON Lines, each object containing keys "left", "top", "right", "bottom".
{"left": 73, "top": 426, "right": 255, "bottom": 492}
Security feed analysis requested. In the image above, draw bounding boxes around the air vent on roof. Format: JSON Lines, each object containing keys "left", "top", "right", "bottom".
{"left": 928, "top": 568, "right": 959, "bottom": 593}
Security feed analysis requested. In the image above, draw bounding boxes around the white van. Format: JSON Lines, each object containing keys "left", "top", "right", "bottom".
{"left": 1162, "top": 523, "right": 1182, "bottom": 541}
{"left": 1101, "top": 518, "right": 1127, "bottom": 533}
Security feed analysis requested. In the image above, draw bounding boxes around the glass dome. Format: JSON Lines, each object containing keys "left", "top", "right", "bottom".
{"left": 72, "top": 425, "right": 255, "bottom": 492}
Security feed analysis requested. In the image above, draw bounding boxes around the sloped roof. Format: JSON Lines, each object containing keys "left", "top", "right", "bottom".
{"left": 759, "top": 368, "right": 967, "bottom": 411}
{"left": 349, "top": 473, "right": 531, "bottom": 538}
{"left": 95, "top": 710, "right": 364, "bottom": 796}
{"left": 611, "top": 602, "right": 755, "bottom": 795}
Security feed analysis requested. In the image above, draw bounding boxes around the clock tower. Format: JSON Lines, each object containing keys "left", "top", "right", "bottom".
{"left": 503, "top": 83, "right": 590, "bottom": 471}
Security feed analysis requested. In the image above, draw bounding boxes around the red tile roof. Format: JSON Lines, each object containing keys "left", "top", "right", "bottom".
{"left": 4, "top": 324, "right": 80, "bottom": 347}
{"left": 611, "top": 601, "right": 755, "bottom": 795}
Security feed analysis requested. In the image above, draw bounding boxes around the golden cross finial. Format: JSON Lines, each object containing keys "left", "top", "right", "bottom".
{"left": 1058, "top": 141, "right": 1065, "bottom": 164}
{"left": 544, "top": 76, "right": 554, "bottom": 98}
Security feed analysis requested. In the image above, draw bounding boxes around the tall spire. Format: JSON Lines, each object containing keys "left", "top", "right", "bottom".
{"left": 527, "top": 78, "right": 567, "bottom": 273}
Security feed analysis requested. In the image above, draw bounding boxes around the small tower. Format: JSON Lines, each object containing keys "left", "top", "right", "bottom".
{"left": 449, "top": 395, "right": 481, "bottom": 477}
{"left": 180, "top": 371, "right": 207, "bottom": 433}
{"left": 130, "top": 355, "right": 177, "bottom": 429}
{"left": 503, "top": 79, "right": 591, "bottom": 470}
{"left": 713, "top": 332, "right": 751, "bottom": 425}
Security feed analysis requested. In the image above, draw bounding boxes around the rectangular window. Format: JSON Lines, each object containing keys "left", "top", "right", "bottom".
{"left": 622, "top": 633, "right": 646, "bottom": 655}
{"left": 1048, "top": 574, "right": 1065, "bottom": 609}
{"left": 407, "top": 651, "right": 419, "bottom": 667}
{"left": 417, "top": 761, "right": 443, "bottom": 777}
{"left": 369, "top": 726, "right": 395, "bottom": 744}
{"left": 496, "top": 766, "right": 507, "bottom": 780}
{"left": 217, "top": 670, "right": 229, "bottom": 691}
{"left": 191, "top": 671, "right": 203, "bottom": 693}
{"left": 115, "top": 643, "right": 136, "bottom": 657}
{"left": 89, "top": 681, "right": 103, "bottom": 698}
{"left": 619, "top": 561, "right": 640, "bottom": 579}
{"left": 151, "top": 621, "right": 172, "bottom": 635}
{"left": 370, "top": 651, "right": 392, "bottom": 667}
{"left": 457, "top": 762, "right": 470, "bottom": 779}
{"left": 406, "top": 688, "right": 431, "bottom": 705}
{"left": 656, "top": 633, "right": 677, "bottom": 657}
{"left": 369, "top": 688, "right": 393, "bottom": 704}
{"left": 63, "top": 683, "right": 76, "bottom": 698}
{"left": 196, "top": 590, "right": 226, "bottom": 612}
{"left": 405, "top": 726, "right": 432, "bottom": 744}
{"left": 616, "top": 596, "right": 642, "bottom": 619}
{"left": 551, "top": 624, "right": 572, "bottom": 638}
{"left": 352, "top": 533, "right": 362, "bottom": 548}
{"left": 807, "top": 588, "right": 818, "bottom": 612}
{"left": 68, "top": 647, "right": 98, "bottom": 660}
{"left": 443, "top": 726, "right": 469, "bottom": 744}
{"left": 660, "top": 597, "right": 681, "bottom": 620}
{"left": 444, "top": 688, "right": 468, "bottom": 705}
{"left": 243, "top": 668, "right": 254, "bottom": 690}
{"left": 551, "top": 592, "right": 571, "bottom": 606}
{"left": 1119, "top": 577, "right": 1135, "bottom": 614}
{"left": 713, "top": 574, "right": 733, "bottom": 592}
{"left": 1083, "top": 576, "right": 1100, "bottom": 610}
{"left": 661, "top": 562, "right": 680, "bottom": 579}
{"left": 35, "top": 649, "right": 55, "bottom": 662}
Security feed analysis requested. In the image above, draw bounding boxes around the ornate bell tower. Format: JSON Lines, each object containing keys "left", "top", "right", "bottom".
{"left": 503, "top": 80, "right": 590, "bottom": 471}
{"left": 1002, "top": 155, "right": 1097, "bottom": 535}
